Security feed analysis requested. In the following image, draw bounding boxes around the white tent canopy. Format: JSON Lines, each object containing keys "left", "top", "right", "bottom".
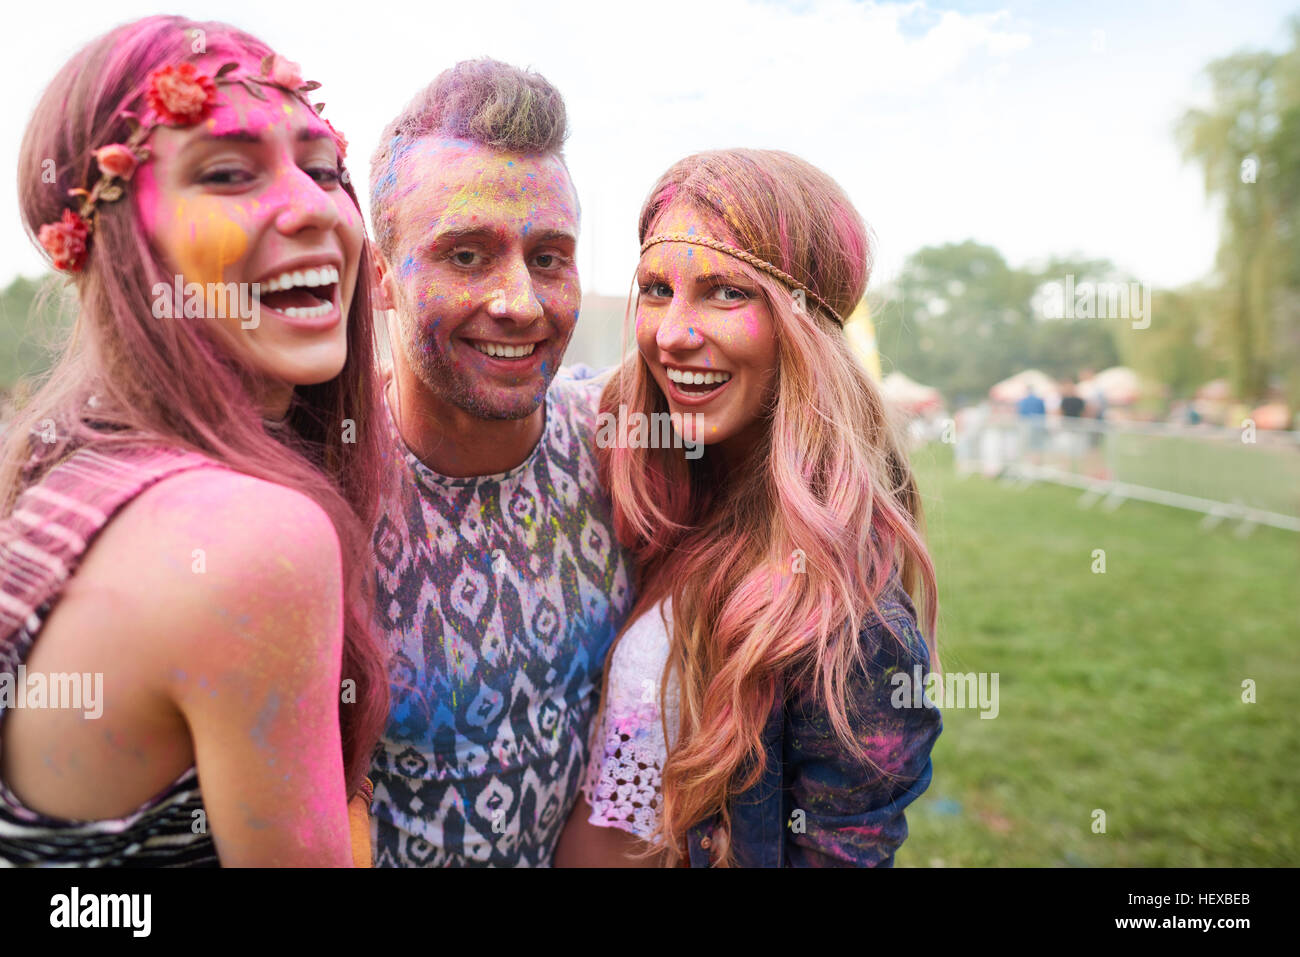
{"left": 1077, "top": 366, "right": 1141, "bottom": 405}
{"left": 881, "top": 371, "right": 943, "bottom": 412}
{"left": 989, "top": 369, "right": 1059, "bottom": 404}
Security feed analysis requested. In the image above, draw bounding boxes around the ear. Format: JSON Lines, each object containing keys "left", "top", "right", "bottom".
{"left": 372, "top": 249, "right": 396, "bottom": 312}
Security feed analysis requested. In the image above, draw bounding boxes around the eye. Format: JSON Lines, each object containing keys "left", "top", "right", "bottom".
{"left": 639, "top": 281, "right": 672, "bottom": 299}
{"left": 449, "top": 248, "right": 486, "bottom": 268}
{"left": 198, "top": 166, "right": 255, "bottom": 187}
{"left": 532, "top": 251, "right": 569, "bottom": 270}
{"left": 709, "top": 285, "right": 750, "bottom": 303}
{"left": 306, "top": 165, "right": 341, "bottom": 187}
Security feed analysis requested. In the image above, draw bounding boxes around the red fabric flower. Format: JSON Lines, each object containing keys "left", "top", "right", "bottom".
{"left": 39, "top": 209, "right": 91, "bottom": 273}
{"left": 94, "top": 144, "right": 138, "bottom": 182}
{"left": 145, "top": 63, "right": 217, "bottom": 125}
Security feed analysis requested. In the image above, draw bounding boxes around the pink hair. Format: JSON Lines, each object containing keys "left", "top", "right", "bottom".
{"left": 5, "top": 15, "right": 387, "bottom": 795}
{"left": 598, "top": 149, "right": 940, "bottom": 865}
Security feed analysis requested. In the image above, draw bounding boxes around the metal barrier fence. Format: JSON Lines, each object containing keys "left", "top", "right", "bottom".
{"left": 952, "top": 412, "right": 1300, "bottom": 534}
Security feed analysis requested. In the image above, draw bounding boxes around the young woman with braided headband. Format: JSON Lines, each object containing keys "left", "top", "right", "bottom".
{"left": 0, "top": 15, "right": 386, "bottom": 866}
{"left": 555, "top": 149, "right": 943, "bottom": 867}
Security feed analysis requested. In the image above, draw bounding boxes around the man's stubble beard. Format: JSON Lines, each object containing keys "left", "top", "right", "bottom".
{"left": 397, "top": 310, "right": 563, "bottom": 422}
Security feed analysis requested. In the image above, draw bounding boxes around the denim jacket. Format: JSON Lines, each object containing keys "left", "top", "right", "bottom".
{"left": 686, "top": 582, "right": 942, "bottom": 867}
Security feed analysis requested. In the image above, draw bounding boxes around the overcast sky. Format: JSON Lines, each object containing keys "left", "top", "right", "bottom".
{"left": 1, "top": 0, "right": 1296, "bottom": 296}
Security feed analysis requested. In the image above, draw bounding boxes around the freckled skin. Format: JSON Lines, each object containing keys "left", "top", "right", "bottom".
{"left": 134, "top": 54, "right": 364, "bottom": 417}
{"left": 374, "top": 138, "right": 581, "bottom": 477}
{"left": 635, "top": 204, "right": 779, "bottom": 463}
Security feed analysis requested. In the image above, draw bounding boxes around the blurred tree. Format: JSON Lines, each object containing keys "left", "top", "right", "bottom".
{"left": 0, "top": 273, "right": 72, "bottom": 400}
{"left": 873, "top": 241, "right": 1120, "bottom": 406}
{"left": 1178, "top": 15, "right": 1300, "bottom": 405}
{"left": 1113, "top": 283, "right": 1228, "bottom": 400}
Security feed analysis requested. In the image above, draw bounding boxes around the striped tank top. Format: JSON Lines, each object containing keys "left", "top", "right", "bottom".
{"left": 0, "top": 441, "right": 222, "bottom": 867}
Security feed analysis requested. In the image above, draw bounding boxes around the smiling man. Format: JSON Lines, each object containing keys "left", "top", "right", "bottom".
{"left": 366, "top": 59, "right": 634, "bottom": 867}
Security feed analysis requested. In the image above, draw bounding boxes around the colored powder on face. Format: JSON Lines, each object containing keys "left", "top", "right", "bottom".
{"left": 169, "top": 197, "right": 249, "bottom": 284}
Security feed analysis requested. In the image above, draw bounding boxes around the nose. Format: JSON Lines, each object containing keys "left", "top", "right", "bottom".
{"left": 490, "top": 253, "right": 545, "bottom": 325}
{"left": 272, "top": 163, "right": 340, "bottom": 235}
{"left": 653, "top": 294, "right": 705, "bottom": 353}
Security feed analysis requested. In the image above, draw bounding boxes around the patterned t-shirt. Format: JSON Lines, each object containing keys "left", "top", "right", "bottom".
{"left": 369, "top": 368, "right": 635, "bottom": 867}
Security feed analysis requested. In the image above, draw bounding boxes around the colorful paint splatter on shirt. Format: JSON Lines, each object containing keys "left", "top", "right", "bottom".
{"left": 368, "top": 368, "right": 634, "bottom": 866}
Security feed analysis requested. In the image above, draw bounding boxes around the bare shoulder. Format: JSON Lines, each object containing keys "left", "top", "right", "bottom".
{"left": 114, "top": 466, "right": 338, "bottom": 549}
{"left": 54, "top": 466, "right": 343, "bottom": 678}
{"left": 85, "top": 466, "right": 340, "bottom": 590}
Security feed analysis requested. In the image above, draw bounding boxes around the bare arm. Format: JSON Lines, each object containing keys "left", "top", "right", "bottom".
{"left": 553, "top": 795, "right": 666, "bottom": 867}
{"left": 109, "top": 470, "right": 354, "bottom": 866}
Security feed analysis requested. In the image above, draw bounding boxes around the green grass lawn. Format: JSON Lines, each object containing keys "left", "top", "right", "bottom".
{"left": 897, "top": 442, "right": 1300, "bottom": 867}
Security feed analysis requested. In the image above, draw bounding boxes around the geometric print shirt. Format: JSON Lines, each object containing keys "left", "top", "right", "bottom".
{"left": 368, "top": 368, "right": 635, "bottom": 866}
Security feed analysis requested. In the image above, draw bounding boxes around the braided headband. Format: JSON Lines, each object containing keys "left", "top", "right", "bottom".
{"left": 37, "top": 55, "right": 346, "bottom": 274}
{"left": 639, "top": 233, "right": 844, "bottom": 326}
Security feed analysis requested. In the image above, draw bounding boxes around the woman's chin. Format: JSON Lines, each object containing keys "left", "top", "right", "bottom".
{"left": 259, "top": 355, "right": 348, "bottom": 393}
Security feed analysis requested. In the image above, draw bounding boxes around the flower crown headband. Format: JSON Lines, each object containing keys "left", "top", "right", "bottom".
{"left": 639, "top": 233, "right": 845, "bottom": 326}
{"left": 38, "top": 54, "right": 348, "bottom": 274}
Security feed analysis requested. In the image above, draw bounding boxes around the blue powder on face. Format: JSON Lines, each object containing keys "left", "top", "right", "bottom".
{"left": 372, "top": 134, "right": 409, "bottom": 203}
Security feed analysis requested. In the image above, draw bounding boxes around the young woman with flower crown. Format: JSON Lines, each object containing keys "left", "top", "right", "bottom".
{"left": 0, "top": 15, "right": 387, "bottom": 866}
{"left": 555, "top": 149, "right": 943, "bottom": 867}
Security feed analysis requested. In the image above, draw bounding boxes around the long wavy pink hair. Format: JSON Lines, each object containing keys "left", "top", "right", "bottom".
{"left": 597, "top": 149, "right": 940, "bottom": 866}
{"left": 4, "top": 15, "right": 388, "bottom": 796}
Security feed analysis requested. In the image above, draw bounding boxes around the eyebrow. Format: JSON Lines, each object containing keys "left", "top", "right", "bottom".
{"left": 181, "top": 127, "right": 337, "bottom": 156}
{"left": 638, "top": 266, "right": 757, "bottom": 287}
{"left": 426, "top": 226, "right": 577, "bottom": 246}
{"left": 529, "top": 228, "right": 578, "bottom": 246}
{"left": 426, "top": 225, "right": 505, "bottom": 247}
{"left": 201, "top": 127, "right": 334, "bottom": 143}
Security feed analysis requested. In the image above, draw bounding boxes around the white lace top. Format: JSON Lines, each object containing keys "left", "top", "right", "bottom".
{"left": 580, "top": 600, "right": 678, "bottom": 842}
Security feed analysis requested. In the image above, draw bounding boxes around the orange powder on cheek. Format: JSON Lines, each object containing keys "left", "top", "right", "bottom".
{"left": 166, "top": 196, "right": 250, "bottom": 285}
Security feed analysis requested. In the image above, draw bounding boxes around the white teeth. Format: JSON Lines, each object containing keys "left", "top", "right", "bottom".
{"left": 263, "top": 265, "right": 339, "bottom": 293}
{"left": 666, "top": 368, "right": 731, "bottom": 386}
{"left": 473, "top": 341, "right": 537, "bottom": 358}
{"left": 281, "top": 303, "right": 334, "bottom": 319}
